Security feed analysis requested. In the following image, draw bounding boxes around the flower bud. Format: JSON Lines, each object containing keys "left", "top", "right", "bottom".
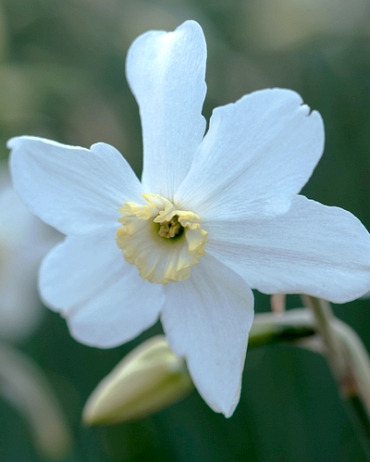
{"left": 82, "top": 336, "right": 193, "bottom": 425}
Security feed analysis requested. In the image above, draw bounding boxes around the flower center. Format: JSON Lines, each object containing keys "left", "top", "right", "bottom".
{"left": 158, "top": 215, "right": 183, "bottom": 239}
{"left": 116, "top": 194, "right": 207, "bottom": 284}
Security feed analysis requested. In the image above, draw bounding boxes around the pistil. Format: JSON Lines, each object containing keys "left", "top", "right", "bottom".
{"left": 158, "top": 216, "right": 183, "bottom": 239}
{"left": 116, "top": 193, "right": 208, "bottom": 284}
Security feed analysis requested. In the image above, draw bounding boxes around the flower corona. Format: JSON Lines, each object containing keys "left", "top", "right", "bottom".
{"left": 116, "top": 194, "right": 208, "bottom": 284}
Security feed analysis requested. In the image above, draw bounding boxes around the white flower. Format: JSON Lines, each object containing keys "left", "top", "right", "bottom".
{"left": 7, "top": 21, "right": 370, "bottom": 416}
{"left": 0, "top": 164, "right": 59, "bottom": 342}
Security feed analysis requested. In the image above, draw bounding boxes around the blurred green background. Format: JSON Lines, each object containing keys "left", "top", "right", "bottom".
{"left": 1, "top": 0, "right": 370, "bottom": 461}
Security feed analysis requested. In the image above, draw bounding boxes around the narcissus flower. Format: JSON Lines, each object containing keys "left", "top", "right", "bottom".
{"left": 8, "top": 21, "right": 370, "bottom": 416}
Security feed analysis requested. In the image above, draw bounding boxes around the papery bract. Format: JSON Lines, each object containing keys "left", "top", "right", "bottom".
{"left": 83, "top": 336, "right": 193, "bottom": 425}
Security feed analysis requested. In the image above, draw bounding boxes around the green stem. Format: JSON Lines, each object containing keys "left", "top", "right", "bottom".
{"left": 301, "top": 296, "right": 348, "bottom": 381}
{"left": 302, "top": 296, "right": 370, "bottom": 459}
{"left": 249, "top": 310, "right": 315, "bottom": 348}
{"left": 332, "top": 319, "right": 370, "bottom": 456}
{"left": 343, "top": 394, "right": 370, "bottom": 459}
{"left": 332, "top": 319, "right": 370, "bottom": 415}
{"left": 249, "top": 306, "right": 370, "bottom": 458}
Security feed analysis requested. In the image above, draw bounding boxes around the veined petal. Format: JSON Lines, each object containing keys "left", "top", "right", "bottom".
{"left": 39, "top": 232, "right": 164, "bottom": 348}
{"left": 161, "top": 254, "right": 254, "bottom": 417}
{"left": 206, "top": 195, "right": 370, "bottom": 302}
{"left": 8, "top": 137, "right": 143, "bottom": 235}
{"left": 175, "top": 89, "right": 324, "bottom": 220}
{"left": 126, "top": 20, "right": 207, "bottom": 200}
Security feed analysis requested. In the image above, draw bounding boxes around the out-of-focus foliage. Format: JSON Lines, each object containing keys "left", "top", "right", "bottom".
{"left": 0, "top": 163, "right": 60, "bottom": 342}
{"left": 1, "top": 0, "right": 370, "bottom": 461}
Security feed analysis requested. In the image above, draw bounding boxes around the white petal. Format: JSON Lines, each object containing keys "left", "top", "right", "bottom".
{"left": 161, "top": 254, "right": 254, "bottom": 417}
{"left": 8, "top": 137, "right": 143, "bottom": 235}
{"left": 126, "top": 20, "right": 207, "bottom": 200}
{"left": 39, "top": 232, "right": 164, "bottom": 348}
{"left": 206, "top": 195, "right": 370, "bottom": 302}
{"left": 175, "top": 89, "right": 324, "bottom": 220}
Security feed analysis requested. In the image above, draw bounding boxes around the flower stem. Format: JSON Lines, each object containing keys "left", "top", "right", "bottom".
{"left": 248, "top": 310, "right": 315, "bottom": 348}
{"left": 302, "top": 296, "right": 370, "bottom": 459}
{"left": 249, "top": 305, "right": 370, "bottom": 458}
{"left": 301, "top": 296, "right": 348, "bottom": 383}
{"left": 332, "top": 319, "right": 370, "bottom": 456}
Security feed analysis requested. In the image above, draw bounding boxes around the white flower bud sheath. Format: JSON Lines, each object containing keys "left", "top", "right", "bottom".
{"left": 7, "top": 20, "right": 370, "bottom": 418}
{"left": 116, "top": 194, "right": 207, "bottom": 284}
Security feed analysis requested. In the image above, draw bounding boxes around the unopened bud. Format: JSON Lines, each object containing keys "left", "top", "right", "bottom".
{"left": 82, "top": 336, "right": 193, "bottom": 425}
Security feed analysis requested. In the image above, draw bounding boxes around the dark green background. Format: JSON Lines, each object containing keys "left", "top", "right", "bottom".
{"left": 1, "top": 0, "right": 370, "bottom": 460}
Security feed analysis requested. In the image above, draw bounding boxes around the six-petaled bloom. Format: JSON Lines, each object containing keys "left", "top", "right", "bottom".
{"left": 7, "top": 20, "right": 370, "bottom": 417}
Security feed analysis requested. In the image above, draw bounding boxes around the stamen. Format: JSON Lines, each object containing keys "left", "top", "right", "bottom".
{"left": 116, "top": 193, "right": 208, "bottom": 284}
{"left": 158, "top": 215, "right": 183, "bottom": 239}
